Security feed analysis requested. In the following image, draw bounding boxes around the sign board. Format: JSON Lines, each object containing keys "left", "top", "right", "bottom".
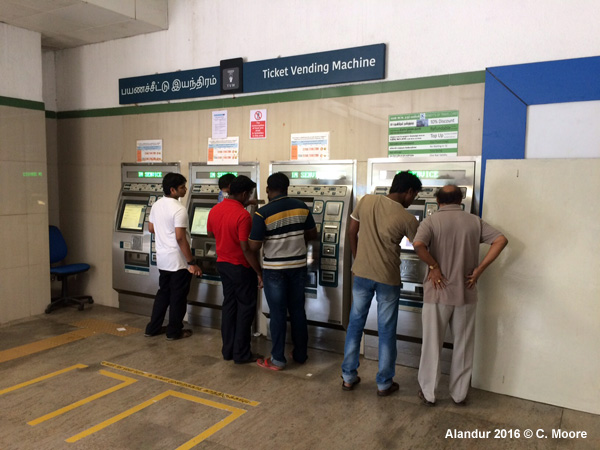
{"left": 388, "top": 111, "right": 459, "bottom": 157}
{"left": 250, "top": 109, "right": 267, "bottom": 139}
{"left": 119, "top": 67, "right": 220, "bottom": 104}
{"left": 244, "top": 44, "right": 386, "bottom": 93}
{"left": 208, "top": 137, "right": 239, "bottom": 165}
{"left": 136, "top": 139, "right": 163, "bottom": 162}
{"left": 290, "top": 132, "right": 329, "bottom": 161}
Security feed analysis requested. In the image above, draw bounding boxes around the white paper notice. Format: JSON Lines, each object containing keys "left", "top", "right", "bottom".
{"left": 290, "top": 132, "right": 329, "bottom": 160}
{"left": 212, "top": 110, "right": 228, "bottom": 139}
{"left": 208, "top": 137, "right": 239, "bottom": 165}
{"left": 136, "top": 139, "right": 163, "bottom": 162}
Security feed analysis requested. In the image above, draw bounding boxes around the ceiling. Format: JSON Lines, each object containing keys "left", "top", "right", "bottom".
{"left": 0, "top": 0, "right": 168, "bottom": 50}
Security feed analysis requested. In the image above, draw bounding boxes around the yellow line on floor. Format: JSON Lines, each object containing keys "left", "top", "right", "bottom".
{"left": 0, "top": 329, "right": 96, "bottom": 364}
{"left": 101, "top": 361, "right": 260, "bottom": 407}
{"left": 27, "top": 370, "right": 138, "bottom": 426}
{"left": 65, "top": 389, "right": 247, "bottom": 448}
{"left": 0, "top": 364, "right": 88, "bottom": 396}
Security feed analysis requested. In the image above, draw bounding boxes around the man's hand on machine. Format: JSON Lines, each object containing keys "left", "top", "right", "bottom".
{"left": 187, "top": 263, "right": 202, "bottom": 276}
{"left": 257, "top": 274, "right": 263, "bottom": 289}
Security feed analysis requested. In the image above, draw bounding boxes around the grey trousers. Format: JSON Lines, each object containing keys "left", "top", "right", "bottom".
{"left": 418, "top": 303, "right": 477, "bottom": 403}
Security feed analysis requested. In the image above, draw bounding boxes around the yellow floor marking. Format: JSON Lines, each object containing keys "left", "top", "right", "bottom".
{"left": 66, "top": 389, "right": 247, "bottom": 449}
{"left": 0, "top": 364, "right": 88, "bottom": 396}
{"left": 27, "top": 370, "right": 138, "bottom": 426}
{"left": 0, "top": 329, "right": 96, "bottom": 364}
{"left": 70, "top": 319, "right": 141, "bottom": 336}
{"left": 102, "top": 361, "right": 260, "bottom": 407}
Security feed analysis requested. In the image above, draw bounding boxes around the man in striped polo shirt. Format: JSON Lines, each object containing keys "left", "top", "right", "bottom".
{"left": 249, "top": 172, "right": 318, "bottom": 371}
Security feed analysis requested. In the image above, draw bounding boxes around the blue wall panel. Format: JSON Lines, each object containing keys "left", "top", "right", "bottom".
{"left": 480, "top": 56, "right": 600, "bottom": 213}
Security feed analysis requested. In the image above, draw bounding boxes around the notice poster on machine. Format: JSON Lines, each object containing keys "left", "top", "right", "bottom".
{"left": 207, "top": 137, "right": 239, "bottom": 165}
{"left": 388, "top": 111, "right": 459, "bottom": 157}
{"left": 250, "top": 109, "right": 267, "bottom": 139}
{"left": 136, "top": 139, "right": 163, "bottom": 162}
{"left": 290, "top": 132, "right": 329, "bottom": 160}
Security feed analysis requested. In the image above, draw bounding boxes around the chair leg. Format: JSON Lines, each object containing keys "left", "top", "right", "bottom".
{"left": 46, "top": 276, "right": 93, "bottom": 313}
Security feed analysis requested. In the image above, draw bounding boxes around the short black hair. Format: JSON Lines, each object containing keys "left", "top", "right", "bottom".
{"left": 218, "top": 173, "right": 237, "bottom": 190}
{"left": 389, "top": 171, "right": 422, "bottom": 194}
{"left": 229, "top": 175, "right": 256, "bottom": 195}
{"left": 436, "top": 184, "right": 463, "bottom": 204}
{"left": 162, "top": 172, "right": 187, "bottom": 195}
{"left": 267, "top": 172, "right": 290, "bottom": 193}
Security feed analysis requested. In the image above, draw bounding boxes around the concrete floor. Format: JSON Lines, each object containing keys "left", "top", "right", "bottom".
{"left": 0, "top": 305, "right": 598, "bottom": 450}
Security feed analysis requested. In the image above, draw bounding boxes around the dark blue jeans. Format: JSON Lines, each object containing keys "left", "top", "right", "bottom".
{"left": 263, "top": 267, "right": 308, "bottom": 367}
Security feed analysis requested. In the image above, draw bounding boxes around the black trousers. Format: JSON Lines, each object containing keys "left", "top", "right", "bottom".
{"left": 146, "top": 268, "right": 192, "bottom": 339}
{"left": 217, "top": 262, "right": 258, "bottom": 362}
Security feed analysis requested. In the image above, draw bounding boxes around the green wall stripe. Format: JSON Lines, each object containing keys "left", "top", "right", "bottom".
{"left": 0, "top": 95, "right": 45, "bottom": 111}
{"left": 53, "top": 71, "right": 485, "bottom": 120}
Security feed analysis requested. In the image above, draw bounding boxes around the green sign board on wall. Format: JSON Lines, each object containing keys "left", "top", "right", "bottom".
{"left": 388, "top": 110, "right": 459, "bottom": 157}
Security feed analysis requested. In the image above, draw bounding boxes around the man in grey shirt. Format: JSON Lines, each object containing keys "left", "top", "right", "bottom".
{"left": 413, "top": 184, "right": 508, "bottom": 406}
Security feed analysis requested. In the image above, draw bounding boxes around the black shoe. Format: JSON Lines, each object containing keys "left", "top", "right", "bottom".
{"left": 342, "top": 376, "right": 361, "bottom": 391}
{"left": 144, "top": 325, "right": 167, "bottom": 337}
{"left": 166, "top": 329, "right": 193, "bottom": 340}
{"left": 418, "top": 390, "right": 436, "bottom": 406}
{"left": 234, "top": 353, "right": 263, "bottom": 364}
{"left": 377, "top": 382, "right": 399, "bottom": 397}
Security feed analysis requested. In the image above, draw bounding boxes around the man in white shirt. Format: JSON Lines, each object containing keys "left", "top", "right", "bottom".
{"left": 144, "top": 172, "right": 202, "bottom": 340}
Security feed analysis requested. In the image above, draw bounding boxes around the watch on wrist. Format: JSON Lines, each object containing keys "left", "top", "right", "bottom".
{"left": 428, "top": 263, "right": 438, "bottom": 270}
{"left": 187, "top": 260, "right": 195, "bottom": 266}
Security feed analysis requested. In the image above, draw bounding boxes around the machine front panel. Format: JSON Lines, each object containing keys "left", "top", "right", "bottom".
{"left": 112, "top": 163, "right": 181, "bottom": 315}
{"left": 363, "top": 157, "right": 479, "bottom": 351}
{"left": 265, "top": 160, "right": 356, "bottom": 327}
{"left": 186, "top": 163, "right": 260, "bottom": 319}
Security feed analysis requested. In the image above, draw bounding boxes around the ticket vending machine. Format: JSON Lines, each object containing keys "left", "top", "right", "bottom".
{"left": 363, "top": 156, "right": 480, "bottom": 371}
{"left": 113, "top": 162, "right": 181, "bottom": 316}
{"left": 185, "top": 162, "right": 260, "bottom": 329}
{"left": 264, "top": 160, "right": 356, "bottom": 351}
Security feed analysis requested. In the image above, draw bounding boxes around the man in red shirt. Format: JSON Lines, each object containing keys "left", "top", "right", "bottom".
{"left": 207, "top": 175, "right": 263, "bottom": 364}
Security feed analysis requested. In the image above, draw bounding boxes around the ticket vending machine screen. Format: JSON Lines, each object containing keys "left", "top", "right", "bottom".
{"left": 190, "top": 205, "right": 212, "bottom": 236}
{"left": 117, "top": 201, "right": 147, "bottom": 232}
{"left": 400, "top": 209, "right": 423, "bottom": 251}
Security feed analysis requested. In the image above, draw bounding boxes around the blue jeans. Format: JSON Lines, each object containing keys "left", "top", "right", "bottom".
{"left": 263, "top": 268, "right": 308, "bottom": 367}
{"left": 342, "top": 275, "right": 400, "bottom": 390}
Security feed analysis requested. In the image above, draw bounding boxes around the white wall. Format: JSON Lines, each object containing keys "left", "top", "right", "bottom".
{"left": 473, "top": 159, "right": 600, "bottom": 415}
{"left": 0, "top": 23, "right": 43, "bottom": 102}
{"left": 52, "top": 0, "right": 600, "bottom": 111}
{"left": 526, "top": 101, "right": 600, "bottom": 158}
{"left": 0, "top": 22, "right": 49, "bottom": 325}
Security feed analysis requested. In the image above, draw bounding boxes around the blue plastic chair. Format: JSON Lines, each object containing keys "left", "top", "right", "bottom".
{"left": 46, "top": 225, "right": 93, "bottom": 313}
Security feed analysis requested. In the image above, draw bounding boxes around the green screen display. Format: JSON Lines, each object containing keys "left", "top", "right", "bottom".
{"left": 138, "top": 171, "right": 163, "bottom": 178}
{"left": 404, "top": 170, "right": 440, "bottom": 179}
{"left": 291, "top": 171, "right": 317, "bottom": 179}
{"left": 209, "top": 172, "right": 238, "bottom": 178}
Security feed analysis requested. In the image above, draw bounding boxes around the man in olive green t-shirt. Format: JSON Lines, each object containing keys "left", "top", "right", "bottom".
{"left": 341, "top": 171, "right": 422, "bottom": 396}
